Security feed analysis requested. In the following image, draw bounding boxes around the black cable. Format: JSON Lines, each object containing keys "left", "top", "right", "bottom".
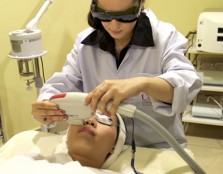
{"left": 191, "top": 32, "right": 196, "bottom": 45}
{"left": 192, "top": 54, "right": 199, "bottom": 67}
{"left": 131, "top": 118, "right": 143, "bottom": 174}
{"left": 184, "top": 31, "right": 197, "bottom": 55}
{"left": 184, "top": 44, "right": 193, "bottom": 56}
{"left": 185, "top": 31, "right": 197, "bottom": 39}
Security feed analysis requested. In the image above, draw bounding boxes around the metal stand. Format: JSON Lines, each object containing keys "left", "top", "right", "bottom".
{"left": 33, "top": 57, "right": 48, "bottom": 132}
{"left": 19, "top": 57, "right": 47, "bottom": 132}
{"left": 8, "top": 0, "right": 53, "bottom": 134}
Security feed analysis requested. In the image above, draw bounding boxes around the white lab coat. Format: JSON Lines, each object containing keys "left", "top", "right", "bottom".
{"left": 38, "top": 9, "right": 202, "bottom": 148}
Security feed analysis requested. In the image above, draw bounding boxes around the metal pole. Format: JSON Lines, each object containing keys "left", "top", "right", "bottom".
{"left": 33, "top": 57, "right": 48, "bottom": 132}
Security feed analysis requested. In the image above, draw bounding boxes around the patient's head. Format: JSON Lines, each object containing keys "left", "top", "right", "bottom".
{"left": 66, "top": 110, "right": 126, "bottom": 168}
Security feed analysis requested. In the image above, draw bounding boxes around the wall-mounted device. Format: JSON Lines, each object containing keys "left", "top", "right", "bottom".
{"left": 8, "top": 0, "right": 53, "bottom": 92}
{"left": 196, "top": 10, "right": 223, "bottom": 54}
{"left": 197, "top": 56, "right": 223, "bottom": 85}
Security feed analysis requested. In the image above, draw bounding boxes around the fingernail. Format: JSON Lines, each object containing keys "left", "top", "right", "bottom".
{"left": 60, "top": 110, "right": 65, "bottom": 115}
{"left": 107, "top": 112, "right": 111, "bottom": 117}
{"left": 54, "top": 105, "right": 59, "bottom": 109}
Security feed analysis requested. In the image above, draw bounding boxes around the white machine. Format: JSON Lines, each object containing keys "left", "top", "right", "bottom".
{"left": 196, "top": 10, "right": 223, "bottom": 53}
{"left": 50, "top": 92, "right": 205, "bottom": 174}
{"left": 8, "top": 0, "right": 53, "bottom": 91}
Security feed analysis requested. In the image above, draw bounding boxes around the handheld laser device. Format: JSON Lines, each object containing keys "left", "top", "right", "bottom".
{"left": 49, "top": 92, "right": 136, "bottom": 125}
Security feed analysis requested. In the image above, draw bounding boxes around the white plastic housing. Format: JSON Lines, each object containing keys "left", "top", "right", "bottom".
{"left": 196, "top": 11, "right": 223, "bottom": 53}
{"left": 49, "top": 92, "right": 136, "bottom": 125}
{"left": 8, "top": 29, "right": 47, "bottom": 59}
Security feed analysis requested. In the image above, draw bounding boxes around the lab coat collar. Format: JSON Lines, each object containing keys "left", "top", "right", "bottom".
{"left": 81, "top": 12, "right": 155, "bottom": 49}
{"left": 131, "top": 12, "right": 155, "bottom": 47}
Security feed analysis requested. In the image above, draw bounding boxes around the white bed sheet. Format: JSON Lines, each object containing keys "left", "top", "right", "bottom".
{"left": 0, "top": 130, "right": 195, "bottom": 174}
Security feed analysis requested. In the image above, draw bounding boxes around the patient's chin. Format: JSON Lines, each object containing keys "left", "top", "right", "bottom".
{"left": 67, "top": 141, "right": 94, "bottom": 157}
{"left": 68, "top": 149, "right": 103, "bottom": 168}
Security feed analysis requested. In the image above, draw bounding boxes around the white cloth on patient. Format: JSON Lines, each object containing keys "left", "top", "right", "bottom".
{"left": 0, "top": 130, "right": 119, "bottom": 174}
{"left": 0, "top": 130, "right": 195, "bottom": 174}
{"left": 0, "top": 153, "right": 119, "bottom": 174}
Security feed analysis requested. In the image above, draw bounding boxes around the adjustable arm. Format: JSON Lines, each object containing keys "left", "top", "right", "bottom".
{"left": 26, "top": 0, "right": 53, "bottom": 32}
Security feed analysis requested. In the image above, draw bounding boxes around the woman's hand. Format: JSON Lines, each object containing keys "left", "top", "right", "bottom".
{"left": 85, "top": 78, "right": 145, "bottom": 116}
{"left": 31, "top": 100, "right": 68, "bottom": 125}
{"left": 85, "top": 77, "right": 174, "bottom": 116}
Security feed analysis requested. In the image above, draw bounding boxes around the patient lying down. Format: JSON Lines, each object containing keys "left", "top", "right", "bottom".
{"left": 67, "top": 111, "right": 126, "bottom": 168}
{"left": 0, "top": 111, "right": 126, "bottom": 174}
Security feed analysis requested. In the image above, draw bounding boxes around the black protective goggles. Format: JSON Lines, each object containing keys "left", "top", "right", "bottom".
{"left": 91, "top": 0, "right": 142, "bottom": 23}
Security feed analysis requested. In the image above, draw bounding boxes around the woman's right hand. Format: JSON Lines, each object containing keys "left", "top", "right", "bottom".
{"left": 31, "top": 100, "right": 68, "bottom": 126}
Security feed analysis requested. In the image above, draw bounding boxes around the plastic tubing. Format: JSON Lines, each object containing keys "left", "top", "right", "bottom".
{"left": 134, "top": 109, "right": 206, "bottom": 174}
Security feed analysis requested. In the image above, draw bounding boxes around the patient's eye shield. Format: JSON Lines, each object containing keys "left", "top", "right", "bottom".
{"left": 94, "top": 113, "right": 113, "bottom": 126}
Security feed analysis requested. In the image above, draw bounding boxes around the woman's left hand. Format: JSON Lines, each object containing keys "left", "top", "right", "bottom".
{"left": 85, "top": 78, "right": 145, "bottom": 116}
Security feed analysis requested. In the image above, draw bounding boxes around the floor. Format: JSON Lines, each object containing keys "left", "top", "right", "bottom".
{"left": 185, "top": 123, "right": 223, "bottom": 174}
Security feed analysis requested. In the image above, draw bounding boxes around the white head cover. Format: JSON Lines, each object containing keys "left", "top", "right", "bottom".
{"left": 102, "top": 113, "right": 126, "bottom": 168}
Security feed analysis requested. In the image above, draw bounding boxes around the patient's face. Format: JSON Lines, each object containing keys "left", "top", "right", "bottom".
{"left": 66, "top": 110, "right": 118, "bottom": 168}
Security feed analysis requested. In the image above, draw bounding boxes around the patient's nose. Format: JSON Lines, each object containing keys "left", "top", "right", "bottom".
{"left": 83, "top": 117, "right": 96, "bottom": 127}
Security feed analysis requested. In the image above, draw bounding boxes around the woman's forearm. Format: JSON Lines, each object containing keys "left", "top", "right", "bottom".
{"left": 140, "top": 77, "right": 174, "bottom": 104}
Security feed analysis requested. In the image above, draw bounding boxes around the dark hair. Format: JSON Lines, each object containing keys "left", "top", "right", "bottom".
{"left": 87, "top": 0, "right": 145, "bottom": 29}
{"left": 87, "top": 11, "right": 103, "bottom": 29}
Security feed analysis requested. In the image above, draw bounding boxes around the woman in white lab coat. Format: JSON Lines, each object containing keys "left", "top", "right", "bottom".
{"left": 32, "top": 0, "right": 202, "bottom": 148}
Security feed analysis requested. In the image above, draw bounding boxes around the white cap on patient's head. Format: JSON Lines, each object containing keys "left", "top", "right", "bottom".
{"left": 102, "top": 113, "right": 126, "bottom": 168}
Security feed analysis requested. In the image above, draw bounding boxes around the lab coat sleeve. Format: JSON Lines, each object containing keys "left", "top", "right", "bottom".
{"left": 150, "top": 28, "right": 203, "bottom": 116}
{"left": 37, "top": 36, "right": 83, "bottom": 101}
{"left": 152, "top": 70, "right": 202, "bottom": 116}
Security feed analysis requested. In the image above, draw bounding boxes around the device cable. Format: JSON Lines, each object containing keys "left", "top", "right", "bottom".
{"left": 134, "top": 109, "right": 206, "bottom": 174}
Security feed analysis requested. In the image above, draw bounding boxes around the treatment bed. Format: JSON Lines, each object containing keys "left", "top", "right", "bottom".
{"left": 0, "top": 130, "right": 195, "bottom": 174}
